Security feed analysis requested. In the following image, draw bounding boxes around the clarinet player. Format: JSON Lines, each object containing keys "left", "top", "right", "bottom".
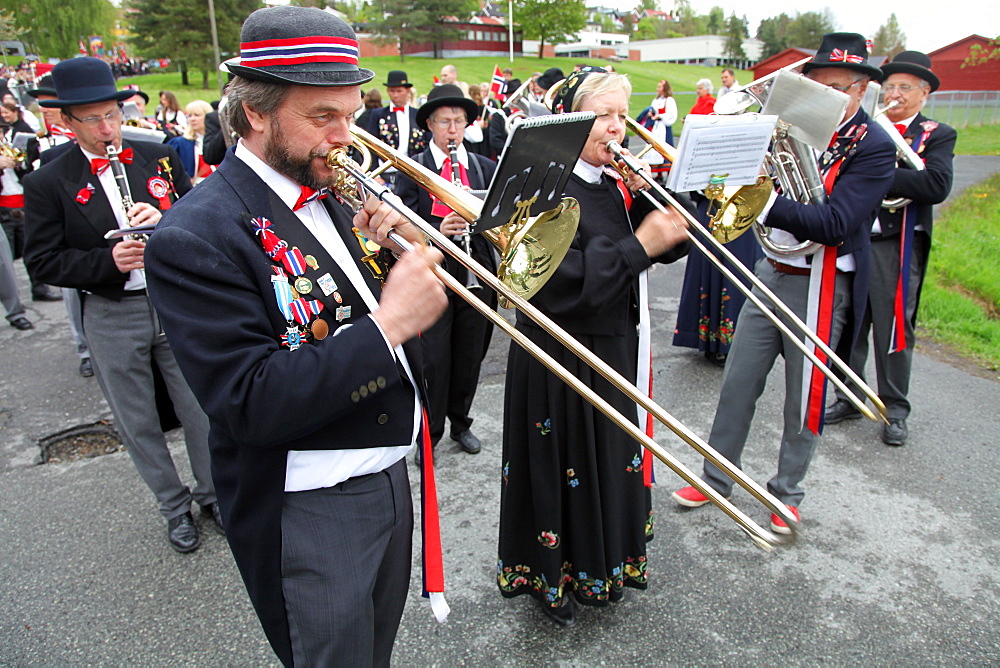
{"left": 21, "top": 58, "right": 219, "bottom": 554}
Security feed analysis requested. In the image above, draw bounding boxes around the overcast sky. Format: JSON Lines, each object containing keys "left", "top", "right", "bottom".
{"left": 603, "top": 1, "right": 996, "bottom": 54}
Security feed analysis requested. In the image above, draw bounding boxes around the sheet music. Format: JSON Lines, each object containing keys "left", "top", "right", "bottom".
{"left": 666, "top": 114, "right": 777, "bottom": 193}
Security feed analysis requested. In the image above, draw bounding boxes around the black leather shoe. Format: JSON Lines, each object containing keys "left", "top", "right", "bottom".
{"left": 167, "top": 512, "right": 200, "bottom": 553}
{"left": 882, "top": 418, "right": 908, "bottom": 446}
{"left": 32, "top": 291, "right": 63, "bottom": 302}
{"left": 200, "top": 503, "right": 225, "bottom": 535}
{"left": 825, "top": 399, "right": 862, "bottom": 425}
{"left": 452, "top": 429, "right": 481, "bottom": 455}
{"left": 539, "top": 597, "right": 576, "bottom": 627}
{"left": 705, "top": 351, "right": 727, "bottom": 368}
{"left": 9, "top": 316, "right": 32, "bottom": 330}
{"left": 79, "top": 357, "right": 94, "bottom": 378}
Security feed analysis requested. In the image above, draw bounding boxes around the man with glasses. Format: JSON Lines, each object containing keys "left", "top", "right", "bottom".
{"left": 825, "top": 51, "right": 956, "bottom": 447}
{"left": 395, "top": 84, "right": 497, "bottom": 457}
{"left": 672, "top": 33, "right": 897, "bottom": 534}
{"left": 21, "top": 58, "right": 220, "bottom": 553}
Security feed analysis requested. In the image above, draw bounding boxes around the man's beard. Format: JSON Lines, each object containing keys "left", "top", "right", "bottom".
{"left": 263, "top": 116, "right": 330, "bottom": 190}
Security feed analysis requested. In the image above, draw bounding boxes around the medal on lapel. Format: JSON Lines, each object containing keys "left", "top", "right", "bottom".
{"left": 352, "top": 227, "right": 390, "bottom": 285}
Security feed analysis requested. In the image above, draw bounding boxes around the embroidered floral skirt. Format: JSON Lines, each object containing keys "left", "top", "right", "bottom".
{"left": 673, "top": 202, "right": 762, "bottom": 355}
{"left": 498, "top": 321, "right": 653, "bottom": 609}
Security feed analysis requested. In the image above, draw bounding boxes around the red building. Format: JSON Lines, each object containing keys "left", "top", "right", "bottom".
{"left": 928, "top": 35, "right": 1000, "bottom": 91}
{"left": 403, "top": 20, "right": 521, "bottom": 58}
{"left": 752, "top": 48, "right": 887, "bottom": 81}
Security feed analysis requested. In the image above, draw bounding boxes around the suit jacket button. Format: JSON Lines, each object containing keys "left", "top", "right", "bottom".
{"left": 351, "top": 391, "right": 360, "bottom": 403}
{"left": 377, "top": 413, "right": 389, "bottom": 425}
{"left": 376, "top": 376, "right": 387, "bottom": 389}
{"left": 359, "top": 385, "right": 369, "bottom": 398}
{"left": 368, "top": 380, "right": 378, "bottom": 393}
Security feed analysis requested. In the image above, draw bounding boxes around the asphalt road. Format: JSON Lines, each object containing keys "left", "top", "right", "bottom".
{"left": 1, "top": 156, "right": 997, "bottom": 665}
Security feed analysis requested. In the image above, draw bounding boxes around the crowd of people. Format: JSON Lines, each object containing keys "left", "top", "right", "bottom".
{"left": 5, "top": 7, "right": 956, "bottom": 665}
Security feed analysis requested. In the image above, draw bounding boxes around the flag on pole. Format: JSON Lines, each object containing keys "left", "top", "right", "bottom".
{"left": 490, "top": 65, "right": 506, "bottom": 102}
{"left": 433, "top": 75, "right": 441, "bottom": 85}
{"left": 79, "top": 40, "right": 88, "bottom": 56}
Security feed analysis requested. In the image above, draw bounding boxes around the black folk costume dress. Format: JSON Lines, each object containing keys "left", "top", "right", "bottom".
{"left": 497, "top": 164, "right": 688, "bottom": 610}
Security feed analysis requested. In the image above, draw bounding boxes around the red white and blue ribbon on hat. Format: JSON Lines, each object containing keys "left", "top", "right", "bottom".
{"left": 888, "top": 121, "right": 934, "bottom": 354}
{"left": 829, "top": 48, "right": 864, "bottom": 64}
{"left": 239, "top": 35, "right": 359, "bottom": 68}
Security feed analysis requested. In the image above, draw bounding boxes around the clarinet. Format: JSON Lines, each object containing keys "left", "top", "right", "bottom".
{"left": 106, "top": 145, "right": 148, "bottom": 242}
{"left": 447, "top": 141, "right": 481, "bottom": 291}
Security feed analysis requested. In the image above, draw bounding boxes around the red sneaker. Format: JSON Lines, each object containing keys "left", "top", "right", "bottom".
{"left": 672, "top": 485, "right": 726, "bottom": 508}
{"left": 770, "top": 506, "right": 800, "bottom": 535}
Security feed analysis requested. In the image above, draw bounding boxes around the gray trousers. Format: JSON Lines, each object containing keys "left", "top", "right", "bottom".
{"left": 703, "top": 259, "right": 851, "bottom": 506}
{"left": 835, "top": 233, "right": 929, "bottom": 419}
{"left": 62, "top": 287, "right": 89, "bottom": 358}
{"left": 83, "top": 293, "right": 214, "bottom": 519}
{"left": 0, "top": 229, "right": 25, "bottom": 321}
{"left": 281, "top": 458, "right": 412, "bottom": 667}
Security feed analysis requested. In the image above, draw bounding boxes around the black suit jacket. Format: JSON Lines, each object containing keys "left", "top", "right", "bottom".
{"left": 364, "top": 105, "right": 429, "bottom": 156}
{"left": 766, "top": 106, "right": 897, "bottom": 353}
{"left": 22, "top": 140, "right": 191, "bottom": 300}
{"left": 201, "top": 110, "right": 229, "bottom": 166}
{"left": 877, "top": 113, "right": 956, "bottom": 239}
{"left": 144, "top": 151, "right": 424, "bottom": 667}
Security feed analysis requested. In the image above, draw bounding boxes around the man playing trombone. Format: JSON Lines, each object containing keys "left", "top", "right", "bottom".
{"left": 824, "top": 51, "right": 956, "bottom": 447}
{"left": 143, "top": 7, "right": 447, "bottom": 666}
{"left": 673, "top": 33, "right": 897, "bottom": 533}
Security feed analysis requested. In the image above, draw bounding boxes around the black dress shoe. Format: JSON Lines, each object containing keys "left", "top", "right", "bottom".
{"left": 882, "top": 418, "right": 908, "bottom": 446}
{"left": 8, "top": 316, "right": 33, "bottom": 330}
{"left": 705, "top": 351, "right": 727, "bottom": 368}
{"left": 32, "top": 291, "right": 63, "bottom": 302}
{"left": 200, "top": 503, "right": 225, "bottom": 535}
{"left": 452, "top": 429, "right": 481, "bottom": 454}
{"left": 167, "top": 512, "right": 200, "bottom": 553}
{"left": 825, "top": 399, "right": 862, "bottom": 425}
{"left": 79, "top": 357, "right": 94, "bottom": 378}
{"left": 539, "top": 597, "right": 576, "bottom": 627}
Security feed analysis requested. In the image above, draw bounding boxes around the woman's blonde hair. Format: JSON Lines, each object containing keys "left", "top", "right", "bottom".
{"left": 183, "top": 99, "right": 213, "bottom": 140}
{"left": 570, "top": 72, "right": 632, "bottom": 113}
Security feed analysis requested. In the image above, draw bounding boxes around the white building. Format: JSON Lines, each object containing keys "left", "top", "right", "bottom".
{"left": 630, "top": 34, "right": 763, "bottom": 69}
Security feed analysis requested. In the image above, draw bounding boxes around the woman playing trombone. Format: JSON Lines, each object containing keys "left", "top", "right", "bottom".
{"left": 497, "top": 67, "right": 690, "bottom": 626}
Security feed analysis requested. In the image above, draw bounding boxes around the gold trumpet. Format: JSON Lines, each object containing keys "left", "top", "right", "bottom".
{"left": 0, "top": 141, "right": 27, "bottom": 165}
{"left": 328, "top": 125, "right": 799, "bottom": 548}
{"left": 617, "top": 118, "right": 887, "bottom": 423}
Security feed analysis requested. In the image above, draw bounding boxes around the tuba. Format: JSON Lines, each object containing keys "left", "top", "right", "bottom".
{"left": 871, "top": 100, "right": 925, "bottom": 210}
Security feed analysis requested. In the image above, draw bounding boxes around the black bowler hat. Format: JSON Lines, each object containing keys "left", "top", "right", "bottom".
{"left": 803, "top": 32, "right": 883, "bottom": 82}
{"left": 415, "top": 84, "right": 478, "bottom": 131}
{"left": 384, "top": 70, "right": 412, "bottom": 88}
{"left": 27, "top": 74, "right": 57, "bottom": 99}
{"left": 535, "top": 67, "right": 565, "bottom": 92}
{"left": 222, "top": 6, "right": 374, "bottom": 87}
{"left": 121, "top": 84, "right": 149, "bottom": 104}
{"left": 37, "top": 58, "right": 135, "bottom": 108}
{"left": 881, "top": 50, "right": 940, "bottom": 92}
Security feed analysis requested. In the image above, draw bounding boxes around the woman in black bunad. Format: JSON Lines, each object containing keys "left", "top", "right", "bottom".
{"left": 497, "top": 67, "right": 691, "bottom": 626}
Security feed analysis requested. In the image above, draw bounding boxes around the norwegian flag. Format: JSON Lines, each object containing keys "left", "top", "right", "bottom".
{"left": 490, "top": 65, "right": 506, "bottom": 102}
{"left": 433, "top": 75, "right": 441, "bottom": 85}
{"left": 865, "top": 39, "right": 874, "bottom": 54}
{"left": 78, "top": 41, "right": 88, "bottom": 56}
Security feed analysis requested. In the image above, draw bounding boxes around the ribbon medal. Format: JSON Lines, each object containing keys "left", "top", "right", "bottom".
{"left": 76, "top": 183, "right": 96, "bottom": 205}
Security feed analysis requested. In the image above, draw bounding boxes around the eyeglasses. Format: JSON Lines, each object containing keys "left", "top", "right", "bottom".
{"left": 825, "top": 81, "right": 862, "bottom": 94}
{"left": 66, "top": 109, "right": 123, "bottom": 126}
{"left": 883, "top": 84, "right": 926, "bottom": 94}
{"left": 430, "top": 118, "right": 467, "bottom": 129}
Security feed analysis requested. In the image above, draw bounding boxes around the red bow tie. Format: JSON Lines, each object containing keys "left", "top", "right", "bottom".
{"left": 293, "top": 185, "right": 329, "bottom": 211}
{"left": 391, "top": 106, "right": 405, "bottom": 113}
{"left": 893, "top": 123, "right": 908, "bottom": 136}
{"left": 90, "top": 148, "right": 133, "bottom": 175}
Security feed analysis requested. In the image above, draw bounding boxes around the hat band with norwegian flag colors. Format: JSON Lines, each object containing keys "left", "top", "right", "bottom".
{"left": 222, "top": 6, "right": 374, "bottom": 88}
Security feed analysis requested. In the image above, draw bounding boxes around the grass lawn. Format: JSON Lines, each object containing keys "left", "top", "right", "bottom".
{"left": 953, "top": 123, "right": 1000, "bottom": 155}
{"left": 920, "top": 172, "right": 1000, "bottom": 370}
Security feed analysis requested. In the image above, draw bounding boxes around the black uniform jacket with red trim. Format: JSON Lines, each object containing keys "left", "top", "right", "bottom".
{"left": 144, "top": 147, "right": 423, "bottom": 667}
{"left": 22, "top": 139, "right": 190, "bottom": 299}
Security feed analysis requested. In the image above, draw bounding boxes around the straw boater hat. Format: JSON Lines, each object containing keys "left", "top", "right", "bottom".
{"left": 880, "top": 51, "right": 940, "bottom": 92}
{"left": 222, "top": 5, "right": 374, "bottom": 88}
{"left": 415, "top": 84, "right": 479, "bottom": 131}
{"left": 37, "top": 58, "right": 135, "bottom": 108}
{"left": 802, "top": 32, "right": 883, "bottom": 82}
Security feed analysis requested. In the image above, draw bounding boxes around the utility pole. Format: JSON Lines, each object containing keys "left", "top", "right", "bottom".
{"left": 207, "top": 0, "right": 223, "bottom": 93}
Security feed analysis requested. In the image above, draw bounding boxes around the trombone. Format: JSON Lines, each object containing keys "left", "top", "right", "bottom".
{"left": 331, "top": 125, "right": 798, "bottom": 548}
{"left": 617, "top": 117, "right": 888, "bottom": 423}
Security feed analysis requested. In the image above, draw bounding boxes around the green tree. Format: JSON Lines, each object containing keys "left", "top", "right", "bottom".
{"left": 704, "top": 5, "right": 725, "bottom": 35}
{"left": 723, "top": 12, "right": 747, "bottom": 61}
{"left": 514, "top": 0, "right": 586, "bottom": 59}
{"left": 0, "top": 0, "right": 116, "bottom": 60}
{"left": 756, "top": 13, "right": 792, "bottom": 59}
{"left": 127, "top": 0, "right": 258, "bottom": 89}
{"left": 633, "top": 13, "right": 677, "bottom": 40}
{"left": 871, "top": 14, "right": 906, "bottom": 60}
{"left": 965, "top": 34, "right": 1000, "bottom": 67}
{"left": 784, "top": 10, "right": 836, "bottom": 50}
{"left": 372, "top": 0, "right": 475, "bottom": 61}
{"left": 672, "top": 0, "right": 705, "bottom": 36}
